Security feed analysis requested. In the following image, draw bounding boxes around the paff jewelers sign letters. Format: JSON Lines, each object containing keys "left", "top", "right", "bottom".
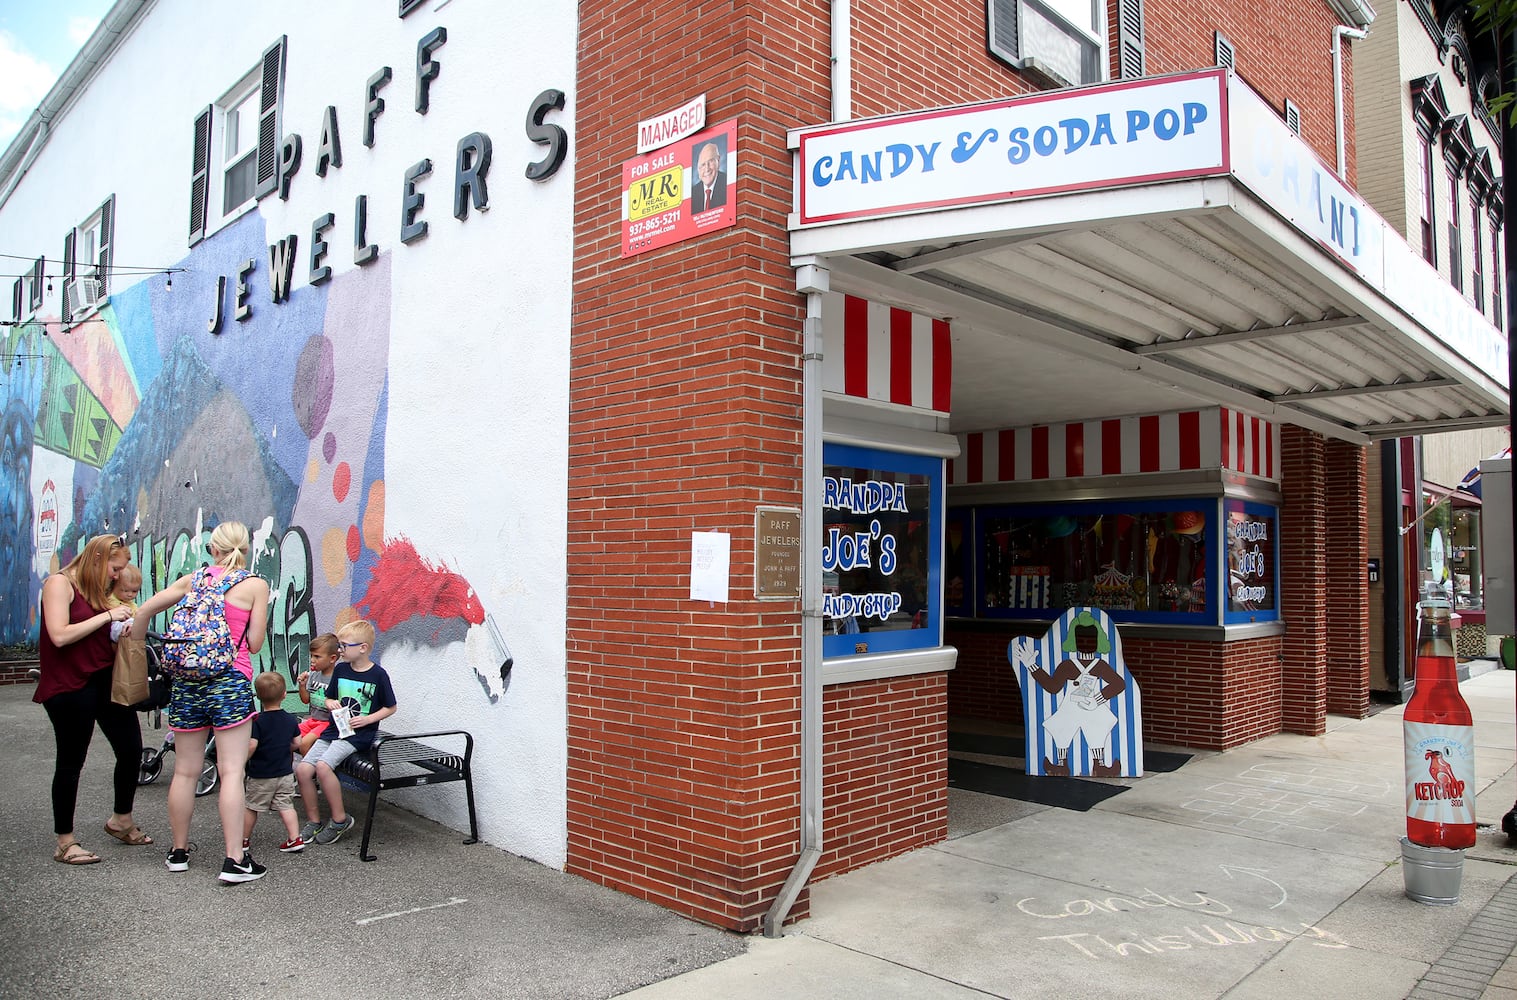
{"left": 621, "top": 118, "right": 738, "bottom": 256}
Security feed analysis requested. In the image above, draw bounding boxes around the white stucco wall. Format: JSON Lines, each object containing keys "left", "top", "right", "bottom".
{"left": 0, "top": 0, "right": 576, "bottom": 867}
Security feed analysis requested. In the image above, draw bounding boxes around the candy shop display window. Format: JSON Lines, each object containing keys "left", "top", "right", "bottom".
{"left": 822, "top": 444, "right": 944, "bottom": 659}
{"left": 973, "top": 499, "right": 1219, "bottom": 625}
{"left": 1223, "top": 499, "right": 1280, "bottom": 624}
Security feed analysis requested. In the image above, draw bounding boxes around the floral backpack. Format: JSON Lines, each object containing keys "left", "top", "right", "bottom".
{"left": 159, "top": 567, "right": 251, "bottom": 680}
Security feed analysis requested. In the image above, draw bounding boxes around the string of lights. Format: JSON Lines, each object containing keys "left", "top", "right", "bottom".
{"left": 0, "top": 251, "right": 190, "bottom": 274}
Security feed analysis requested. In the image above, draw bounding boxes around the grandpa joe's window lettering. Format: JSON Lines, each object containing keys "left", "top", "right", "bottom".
{"left": 1225, "top": 501, "right": 1277, "bottom": 616}
{"left": 822, "top": 469, "right": 930, "bottom": 636}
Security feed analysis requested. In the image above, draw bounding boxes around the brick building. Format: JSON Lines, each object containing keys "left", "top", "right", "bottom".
{"left": 0, "top": 0, "right": 1505, "bottom": 936}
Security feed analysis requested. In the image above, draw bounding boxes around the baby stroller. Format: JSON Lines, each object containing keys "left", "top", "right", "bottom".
{"left": 135, "top": 635, "right": 218, "bottom": 797}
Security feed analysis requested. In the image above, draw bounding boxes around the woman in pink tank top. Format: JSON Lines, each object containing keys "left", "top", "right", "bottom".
{"left": 132, "top": 521, "right": 271, "bottom": 882}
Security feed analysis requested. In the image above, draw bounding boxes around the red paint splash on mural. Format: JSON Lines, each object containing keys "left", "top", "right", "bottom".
{"left": 357, "top": 536, "right": 486, "bottom": 631}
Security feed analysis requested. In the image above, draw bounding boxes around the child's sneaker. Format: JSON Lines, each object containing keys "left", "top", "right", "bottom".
{"left": 218, "top": 852, "right": 267, "bottom": 884}
{"left": 278, "top": 837, "right": 306, "bottom": 853}
{"left": 165, "top": 843, "right": 195, "bottom": 872}
{"left": 314, "top": 816, "right": 355, "bottom": 845}
{"left": 298, "top": 820, "right": 323, "bottom": 842}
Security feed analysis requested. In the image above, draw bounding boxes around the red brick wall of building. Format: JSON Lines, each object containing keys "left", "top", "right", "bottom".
{"left": 1326, "top": 440, "right": 1371, "bottom": 717}
{"left": 570, "top": 0, "right": 1361, "bottom": 932}
{"left": 570, "top": 0, "right": 830, "bottom": 932}
{"left": 1281, "top": 426, "right": 1329, "bottom": 734}
{"left": 817, "top": 673, "right": 949, "bottom": 880}
{"left": 1139, "top": 0, "right": 1355, "bottom": 181}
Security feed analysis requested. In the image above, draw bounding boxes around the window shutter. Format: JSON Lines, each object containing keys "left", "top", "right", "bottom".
{"left": 97, "top": 195, "right": 114, "bottom": 295}
{"left": 1117, "top": 0, "right": 1144, "bottom": 79}
{"left": 28, "top": 257, "right": 43, "bottom": 312}
{"left": 987, "top": 0, "right": 1019, "bottom": 66}
{"left": 62, "top": 229, "right": 75, "bottom": 318}
{"left": 254, "top": 36, "right": 288, "bottom": 200}
{"left": 1214, "top": 32, "right": 1235, "bottom": 69}
{"left": 11, "top": 278, "right": 21, "bottom": 323}
{"left": 1284, "top": 99, "right": 1301, "bottom": 136}
{"left": 189, "top": 105, "right": 212, "bottom": 246}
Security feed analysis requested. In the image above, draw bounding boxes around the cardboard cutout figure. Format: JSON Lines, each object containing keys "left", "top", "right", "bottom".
{"left": 1009, "top": 607, "right": 1144, "bottom": 778}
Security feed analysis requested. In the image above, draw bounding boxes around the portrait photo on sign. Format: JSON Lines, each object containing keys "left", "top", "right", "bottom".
{"left": 690, "top": 137, "right": 729, "bottom": 213}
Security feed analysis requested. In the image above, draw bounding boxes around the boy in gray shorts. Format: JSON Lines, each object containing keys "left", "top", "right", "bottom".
{"left": 243, "top": 672, "right": 306, "bottom": 853}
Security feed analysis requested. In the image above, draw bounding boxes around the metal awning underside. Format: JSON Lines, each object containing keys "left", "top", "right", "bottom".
{"left": 792, "top": 176, "right": 1510, "bottom": 444}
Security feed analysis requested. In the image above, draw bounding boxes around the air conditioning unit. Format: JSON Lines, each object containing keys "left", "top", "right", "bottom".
{"left": 68, "top": 277, "right": 104, "bottom": 313}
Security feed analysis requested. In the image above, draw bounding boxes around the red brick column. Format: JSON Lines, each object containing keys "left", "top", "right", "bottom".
{"left": 1280, "top": 426, "right": 1328, "bottom": 734}
{"left": 1325, "top": 440, "right": 1370, "bottom": 717}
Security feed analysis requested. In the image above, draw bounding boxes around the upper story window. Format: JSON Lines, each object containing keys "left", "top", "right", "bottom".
{"left": 1494, "top": 219, "right": 1505, "bottom": 331}
{"left": 1471, "top": 195, "right": 1484, "bottom": 311}
{"left": 220, "top": 81, "right": 261, "bottom": 217}
{"left": 1418, "top": 136, "right": 1437, "bottom": 266}
{"left": 188, "top": 37, "right": 286, "bottom": 247}
{"left": 988, "top": 0, "right": 1105, "bottom": 88}
{"left": 1447, "top": 171, "right": 1463, "bottom": 293}
{"left": 62, "top": 195, "right": 114, "bottom": 320}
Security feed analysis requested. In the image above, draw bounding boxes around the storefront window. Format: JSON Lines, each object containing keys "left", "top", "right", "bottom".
{"left": 822, "top": 444, "right": 943, "bottom": 658}
{"left": 1224, "top": 499, "right": 1279, "bottom": 623}
{"left": 975, "top": 499, "right": 1217, "bottom": 624}
{"left": 1423, "top": 491, "right": 1483, "bottom": 610}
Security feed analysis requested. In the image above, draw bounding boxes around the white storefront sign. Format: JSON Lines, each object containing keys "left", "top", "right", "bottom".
{"left": 793, "top": 71, "right": 1227, "bottom": 225}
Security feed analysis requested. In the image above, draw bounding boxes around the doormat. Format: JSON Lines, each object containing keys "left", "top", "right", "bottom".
{"left": 948, "top": 757, "right": 1127, "bottom": 811}
{"left": 947, "top": 731, "right": 1194, "bottom": 773}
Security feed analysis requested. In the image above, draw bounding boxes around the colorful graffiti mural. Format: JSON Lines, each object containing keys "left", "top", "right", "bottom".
{"left": 1, "top": 210, "right": 495, "bottom": 707}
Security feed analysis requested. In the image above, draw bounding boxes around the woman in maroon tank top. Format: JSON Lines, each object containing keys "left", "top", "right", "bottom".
{"left": 37, "top": 533, "right": 153, "bottom": 864}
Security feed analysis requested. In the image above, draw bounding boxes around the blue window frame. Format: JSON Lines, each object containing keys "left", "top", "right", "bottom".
{"left": 822, "top": 444, "right": 943, "bottom": 658}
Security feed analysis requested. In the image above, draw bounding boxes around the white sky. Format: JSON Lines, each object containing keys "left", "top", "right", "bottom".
{"left": 0, "top": 0, "right": 115, "bottom": 150}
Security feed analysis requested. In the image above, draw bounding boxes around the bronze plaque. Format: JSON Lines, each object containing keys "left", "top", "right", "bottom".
{"left": 754, "top": 507, "right": 801, "bottom": 599}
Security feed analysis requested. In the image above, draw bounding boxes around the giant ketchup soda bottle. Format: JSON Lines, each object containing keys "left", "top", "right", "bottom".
{"left": 1403, "top": 595, "right": 1477, "bottom": 849}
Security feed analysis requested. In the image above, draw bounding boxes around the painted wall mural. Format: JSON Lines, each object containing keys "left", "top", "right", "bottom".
{"left": 1, "top": 210, "right": 493, "bottom": 711}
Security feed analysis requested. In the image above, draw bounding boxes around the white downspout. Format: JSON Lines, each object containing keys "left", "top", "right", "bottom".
{"left": 763, "top": 0, "right": 849, "bottom": 938}
{"left": 832, "top": 0, "right": 851, "bottom": 123}
{"left": 1333, "top": 24, "right": 1368, "bottom": 179}
{"left": 763, "top": 264, "right": 828, "bottom": 938}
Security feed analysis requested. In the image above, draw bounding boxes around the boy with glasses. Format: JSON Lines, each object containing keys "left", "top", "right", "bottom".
{"left": 294, "top": 620, "right": 398, "bottom": 846}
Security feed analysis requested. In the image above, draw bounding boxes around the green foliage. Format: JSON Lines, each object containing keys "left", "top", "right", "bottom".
{"left": 1470, "top": 0, "right": 1517, "bottom": 123}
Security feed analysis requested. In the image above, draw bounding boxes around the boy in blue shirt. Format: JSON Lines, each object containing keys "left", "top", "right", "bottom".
{"left": 242, "top": 672, "right": 305, "bottom": 863}
{"left": 304, "top": 620, "right": 397, "bottom": 846}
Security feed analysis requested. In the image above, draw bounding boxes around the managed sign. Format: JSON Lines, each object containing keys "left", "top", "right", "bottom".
{"left": 754, "top": 507, "right": 800, "bottom": 599}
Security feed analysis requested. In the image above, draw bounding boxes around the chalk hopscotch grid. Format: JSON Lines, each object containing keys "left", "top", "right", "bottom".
{"left": 1181, "top": 762, "right": 1394, "bottom": 834}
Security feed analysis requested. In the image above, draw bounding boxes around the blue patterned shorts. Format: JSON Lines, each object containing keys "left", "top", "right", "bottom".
{"left": 166, "top": 671, "right": 255, "bottom": 732}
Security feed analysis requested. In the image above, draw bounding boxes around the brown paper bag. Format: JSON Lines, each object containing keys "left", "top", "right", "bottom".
{"left": 111, "top": 633, "right": 149, "bottom": 707}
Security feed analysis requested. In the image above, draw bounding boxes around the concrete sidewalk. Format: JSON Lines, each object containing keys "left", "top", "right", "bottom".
{"left": 625, "top": 667, "right": 1517, "bottom": 1000}
{"left": 3, "top": 671, "right": 1517, "bottom": 999}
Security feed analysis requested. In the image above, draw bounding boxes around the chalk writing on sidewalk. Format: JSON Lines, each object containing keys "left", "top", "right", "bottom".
{"left": 1040, "top": 922, "right": 1348, "bottom": 959}
{"left": 1018, "top": 888, "right": 1232, "bottom": 920}
{"left": 1219, "top": 864, "right": 1287, "bottom": 908}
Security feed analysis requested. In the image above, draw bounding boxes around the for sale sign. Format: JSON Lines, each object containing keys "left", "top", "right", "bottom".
{"left": 621, "top": 118, "right": 738, "bottom": 257}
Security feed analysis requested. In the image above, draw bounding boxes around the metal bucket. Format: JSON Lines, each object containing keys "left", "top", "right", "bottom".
{"left": 1401, "top": 837, "right": 1465, "bottom": 906}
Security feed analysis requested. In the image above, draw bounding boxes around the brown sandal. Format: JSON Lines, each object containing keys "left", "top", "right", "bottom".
{"left": 53, "top": 841, "right": 101, "bottom": 865}
{"left": 103, "top": 823, "right": 153, "bottom": 846}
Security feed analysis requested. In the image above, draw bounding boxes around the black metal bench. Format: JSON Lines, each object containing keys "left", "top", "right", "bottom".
{"left": 334, "top": 729, "right": 479, "bottom": 862}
